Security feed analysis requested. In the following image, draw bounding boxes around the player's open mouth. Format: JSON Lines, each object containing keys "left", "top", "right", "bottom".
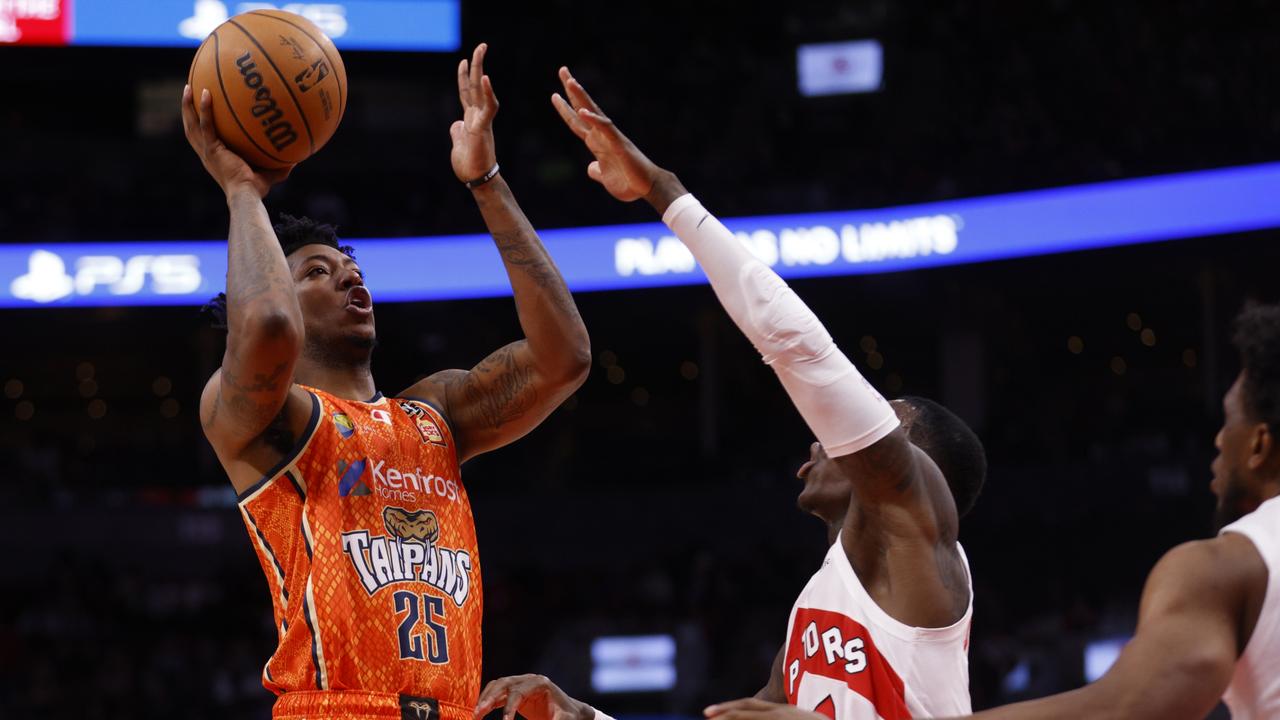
{"left": 345, "top": 287, "right": 373, "bottom": 316}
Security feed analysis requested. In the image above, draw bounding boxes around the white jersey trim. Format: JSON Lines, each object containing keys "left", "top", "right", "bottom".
{"left": 1220, "top": 496, "right": 1279, "bottom": 666}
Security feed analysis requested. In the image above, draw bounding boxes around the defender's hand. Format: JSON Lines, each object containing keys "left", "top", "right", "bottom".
{"left": 451, "top": 43, "right": 499, "bottom": 184}
{"left": 180, "top": 84, "right": 292, "bottom": 199}
{"left": 704, "top": 699, "right": 828, "bottom": 720}
{"left": 551, "top": 67, "right": 667, "bottom": 203}
{"left": 474, "top": 674, "right": 593, "bottom": 720}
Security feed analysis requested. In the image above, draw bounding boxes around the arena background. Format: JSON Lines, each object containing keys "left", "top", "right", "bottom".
{"left": 2, "top": 0, "right": 1278, "bottom": 717}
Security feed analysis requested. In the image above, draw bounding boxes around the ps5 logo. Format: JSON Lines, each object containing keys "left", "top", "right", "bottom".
{"left": 10, "top": 251, "right": 202, "bottom": 303}
{"left": 179, "top": 1, "right": 349, "bottom": 40}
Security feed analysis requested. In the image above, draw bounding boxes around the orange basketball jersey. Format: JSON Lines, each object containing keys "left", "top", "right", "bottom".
{"left": 237, "top": 385, "right": 483, "bottom": 720}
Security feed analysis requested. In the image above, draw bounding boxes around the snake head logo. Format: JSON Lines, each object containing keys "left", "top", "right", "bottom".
{"left": 383, "top": 507, "right": 440, "bottom": 544}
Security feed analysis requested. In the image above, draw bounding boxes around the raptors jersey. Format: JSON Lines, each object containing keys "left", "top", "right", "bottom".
{"left": 1220, "top": 494, "right": 1280, "bottom": 720}
{"left": 782, "top": 534, "right": 972, "bottom": 720}
{"left": 237, "top": 385, "right": 482, "bottom": 720}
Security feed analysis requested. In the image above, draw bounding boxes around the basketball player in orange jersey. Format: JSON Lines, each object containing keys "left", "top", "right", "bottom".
{"left": 473, "top": 70, "right": 986, "bottom": 720}
{"left": 686, "top": 304, "right": 1280, "bottom": 720}
{"left": 179, "top": 44, "right": 591, "bottom": 720}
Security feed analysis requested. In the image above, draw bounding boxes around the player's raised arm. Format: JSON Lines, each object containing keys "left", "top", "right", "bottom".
{"left": 552, "top": 68, "right": 924, "bottom": 501}
{"left": 406, "top": 46, "right": 590, "bottom": 464}
{"left": 182, "top": 84, "right": 302, "bottom": 469}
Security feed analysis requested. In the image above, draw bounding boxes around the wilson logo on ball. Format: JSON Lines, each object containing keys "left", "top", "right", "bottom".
{"left": 234, "top": 51, "right": 300, "bottom": 152}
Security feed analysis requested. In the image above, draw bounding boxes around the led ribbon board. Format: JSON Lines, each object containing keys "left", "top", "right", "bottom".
{"left": 2, "top": 162, "right": 1278, "bottom": 309}
{"left": 0, "top": 1, "right": 461, "bottom": 51}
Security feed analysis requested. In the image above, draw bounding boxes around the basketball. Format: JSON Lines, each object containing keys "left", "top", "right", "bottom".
{"left": 187, "top": 10, "right": 347, "bottom": 170}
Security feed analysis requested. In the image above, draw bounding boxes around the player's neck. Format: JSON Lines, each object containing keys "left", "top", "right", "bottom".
{"left": 294, "top": 357, "right": 378, "bottom": 402}
{"left": 825, "top": 520, "right": 841, "bottom": 546}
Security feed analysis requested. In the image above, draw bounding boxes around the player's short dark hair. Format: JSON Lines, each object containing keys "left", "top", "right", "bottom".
{"left": 1232, "top": 302, "right": 1280, "bottom": 435}
{"left": 899, "top": 396, "right": 987, "bottom": 519}
{"left": 273, "top": 212, "right": 356, "bottom": 260}
{"left": 201, "top": 213, "right": 357, "bottom": 329}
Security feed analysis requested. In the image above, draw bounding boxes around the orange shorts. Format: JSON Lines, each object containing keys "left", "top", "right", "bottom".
{"left": 273, "top": 690, "right": 473, "bottom": 720}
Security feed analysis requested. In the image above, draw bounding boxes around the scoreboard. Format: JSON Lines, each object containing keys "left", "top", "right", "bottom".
{"left": 0, "top": 0, "right": 460, "bottom": 51}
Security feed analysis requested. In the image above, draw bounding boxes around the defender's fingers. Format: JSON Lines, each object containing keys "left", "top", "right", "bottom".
{"left": 480, "top": 75, "right": 499, "bottom": 119}
{"left": 705, "top": 699, "right": 776, "bottom": 716}
{"left": 578, "top": 108, "right": 623, "bottom": 145}
{"left": 552, "top": 93, "right": 589, "bottom": 139}
{"left": 564, "top": 75, "right": 605, "bottom": 115}
{"left": 502, "top": 689, "right": 528, "bottom": 720}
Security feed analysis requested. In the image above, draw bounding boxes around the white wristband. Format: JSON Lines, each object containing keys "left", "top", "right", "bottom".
{"left": 592, "top": 708, "right": 615, "bottom": 720}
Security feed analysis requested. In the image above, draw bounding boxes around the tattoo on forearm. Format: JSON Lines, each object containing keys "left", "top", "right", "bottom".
{"left": 474, "top": 183, "right": 581, "bottom": 322}
{"left": 456, "top": 344, "right": 538, "bottom": 430}
{"left": 491, "top": 228, "right": 581, "bottom": 320}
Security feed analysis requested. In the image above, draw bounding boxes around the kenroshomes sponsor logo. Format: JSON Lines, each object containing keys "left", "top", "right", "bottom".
{"left": 10, "top": 250, "right": 202, "bottom": 303}
{"left": 614, "top": 214, "right": 961, "bottom": 276}
{"left": 179, "top": 1, "right": 349, "bottom": 40}
{"left": 359, "top": 459, "right": 459, "bottom": 505}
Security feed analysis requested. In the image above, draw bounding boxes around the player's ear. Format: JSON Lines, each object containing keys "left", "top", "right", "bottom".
{"left": 1249, "top": 422, "right": 1276, "bottom": 471}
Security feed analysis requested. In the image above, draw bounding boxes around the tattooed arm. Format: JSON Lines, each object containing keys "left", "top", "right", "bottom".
{"left": 403, "top": 45, "right": 590, "bottom": 463}
{"left": 182, "top": 84, "right": 304, "bottom": 492}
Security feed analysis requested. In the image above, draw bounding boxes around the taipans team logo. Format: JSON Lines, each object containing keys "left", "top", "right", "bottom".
{"left": 341, "top": 506, "right": 475, "bottom": 604}
{"left": 333, "top": 412, "right": 356, "bottom": 439}
{"left": 398, "top": 400, "right": 447, "bottom": 446}
{"left": 338, "top": 458, "right": 371, "bottom": 497}
{"left": 384, "top": 507, "right": 440, "bottom": 545}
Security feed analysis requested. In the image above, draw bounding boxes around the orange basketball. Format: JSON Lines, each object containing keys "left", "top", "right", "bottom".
{"left": 188, "top": 10, "right": 347, "bottom": 170}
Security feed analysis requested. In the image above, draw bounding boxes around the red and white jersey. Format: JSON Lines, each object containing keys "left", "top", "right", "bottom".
{"left": 782, "top": 534, "right": 973, "bottom": 720}
{"left": 1220, "top": 494, "right": 1280, "bottom": 720}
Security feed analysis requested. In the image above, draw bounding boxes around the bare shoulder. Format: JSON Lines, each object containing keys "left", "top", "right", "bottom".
{"left": 400, "top": 370, "right": 466, "bottom": 418}
{"left": 1143, "top": 535, "right": 1266, "bottom": 622}
{"left": 200, "top": 369, "right": 315, "bottom": 493}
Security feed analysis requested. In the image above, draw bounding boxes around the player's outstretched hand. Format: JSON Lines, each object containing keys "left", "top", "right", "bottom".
{"left": 474, "top": 674, "right": 593, "bottom": 720}
{"left": 552, "top": 67, "right": 683, "bottom": 209}
{"left": 180, "top": 84, "right": 292, "bottom": 199}
{"left": 451, "top": 43, "right": 500, "bottom": 184}
{"left": 704, "top": 699, "right": 828, "bottom": 720}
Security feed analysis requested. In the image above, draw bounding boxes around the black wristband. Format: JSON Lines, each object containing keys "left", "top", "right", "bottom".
{"left": 464, "top": 163, "right": 500, "bottom": 189}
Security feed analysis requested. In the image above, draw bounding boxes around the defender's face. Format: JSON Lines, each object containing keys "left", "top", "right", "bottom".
{"left": 796, "top": 441, "right": 850, "bottom": 523}
{"left": 1211, "top": 373, "right": 1258, "bottom": 529}
{"left": 288, "top": 243, "right": 375, "bottom": 345}
{"left": 794, "top": 401, "right": 915, "bottom": 524}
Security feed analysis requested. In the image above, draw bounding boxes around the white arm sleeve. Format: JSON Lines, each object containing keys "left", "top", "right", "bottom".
{"left": 664, "top": 194, "right": 899, "bottom": 456}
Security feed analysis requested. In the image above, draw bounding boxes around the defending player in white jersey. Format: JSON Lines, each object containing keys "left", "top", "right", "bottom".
{"left": 707, "top": 304, "right": 1280, "bottom": 720}
{"left": 472, "top": 69, "right": 988, "bottom": 720}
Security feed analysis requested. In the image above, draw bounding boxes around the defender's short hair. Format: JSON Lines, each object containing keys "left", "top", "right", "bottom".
{"left": 899, "top": 396, "right": 987, "bottom": 519}
{"left": 1232, "top": 302, "right": 1280, "bottom": 435}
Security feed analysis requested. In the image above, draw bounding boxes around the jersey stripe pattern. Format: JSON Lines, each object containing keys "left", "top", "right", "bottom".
{"left": 783, "top": 535, "right": 972, "bottom": 720}
{"left": 237, "top": 386, "right": 482, "bottom": 719}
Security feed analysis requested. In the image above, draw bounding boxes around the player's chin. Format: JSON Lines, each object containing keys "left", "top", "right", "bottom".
{"left": 795, "top": 484, "right": 819, "bottom": 514}
{"left": 342, "top": 321, "right": 377, "bottom": 348}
